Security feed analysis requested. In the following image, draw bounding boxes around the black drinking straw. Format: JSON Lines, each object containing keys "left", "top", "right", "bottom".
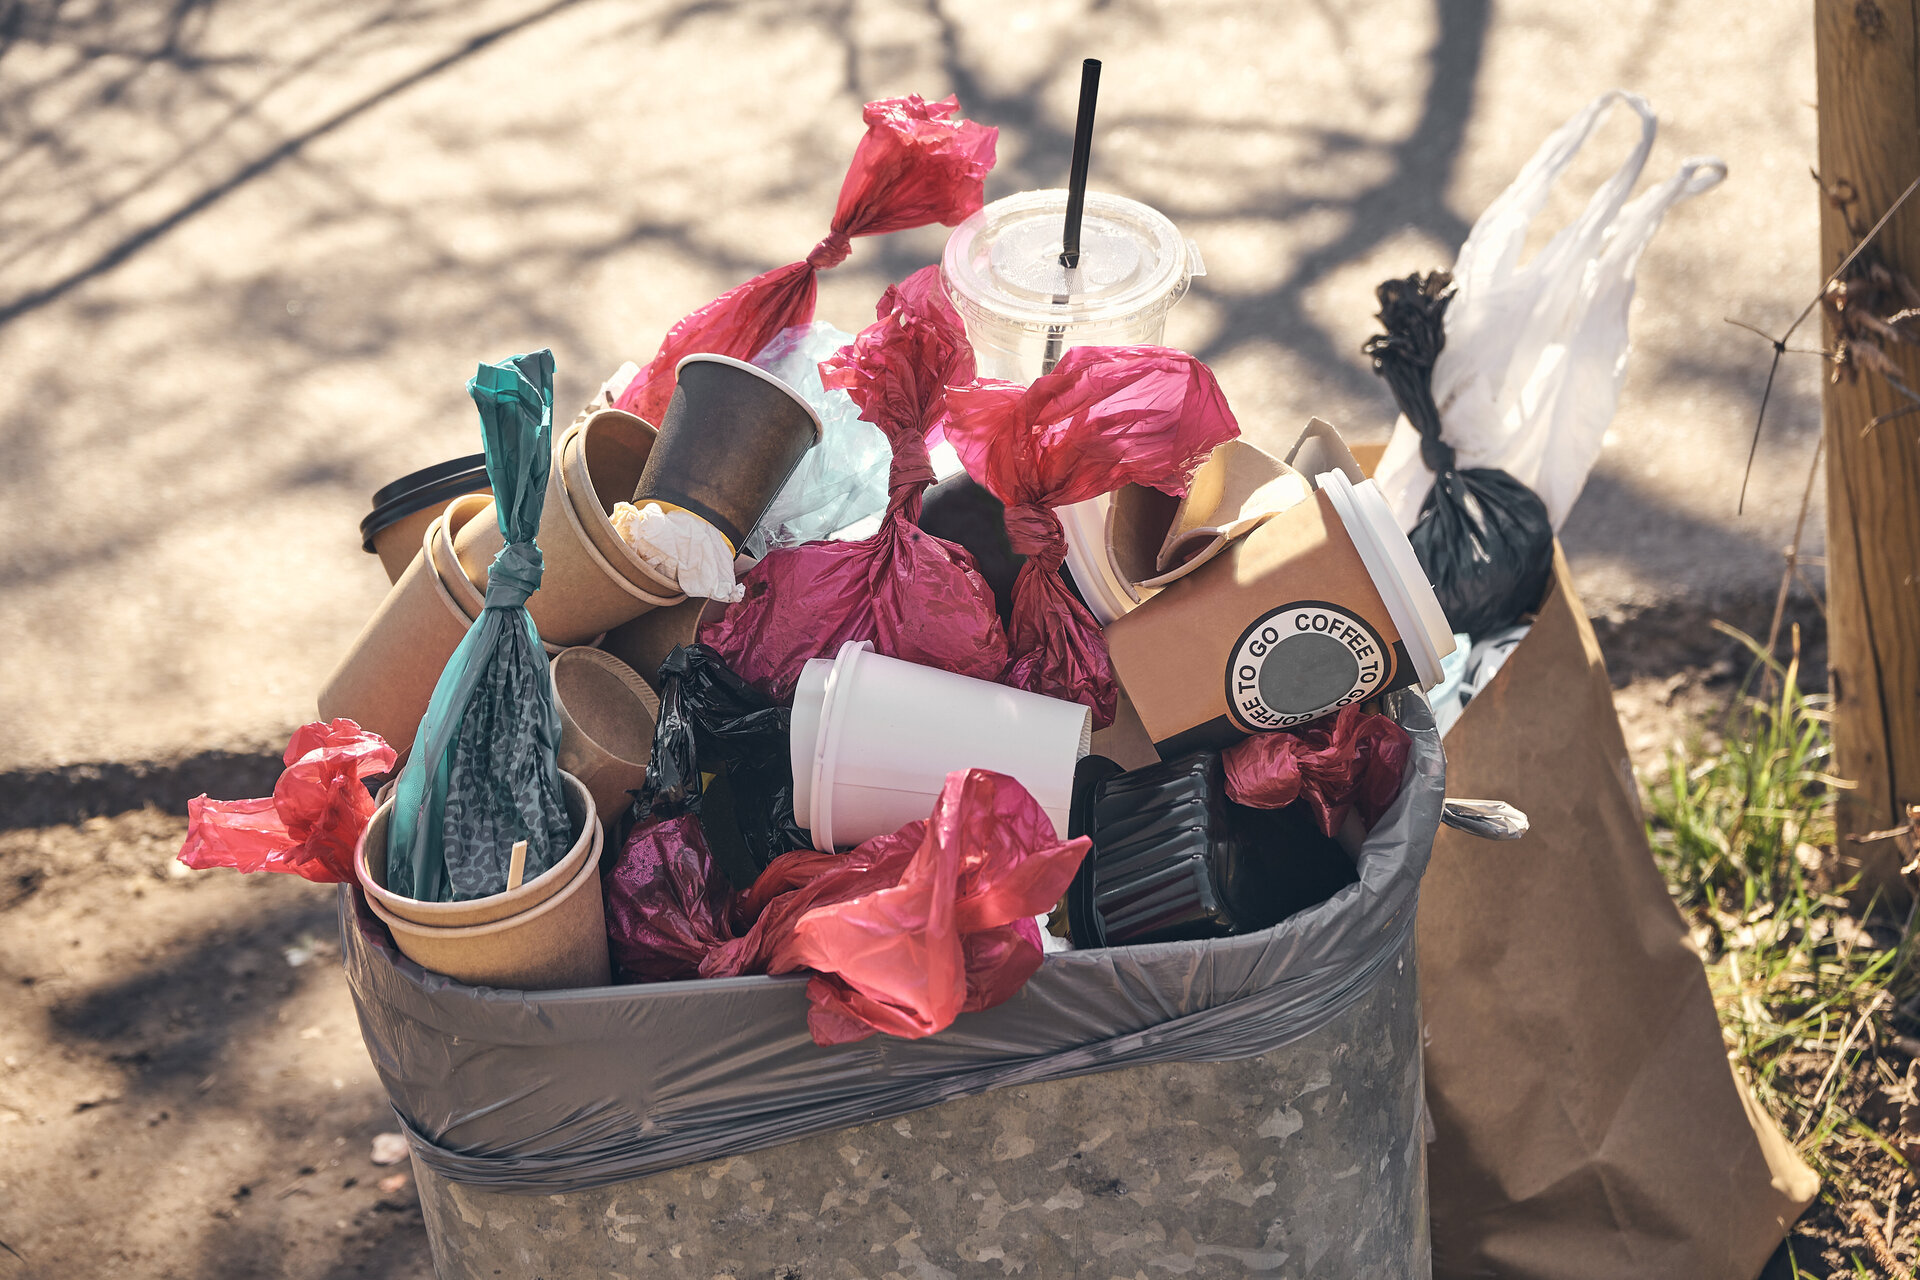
{"left": 1061, "top": 58, "right": 1102, "bottom": 269}
{"left": 1043, "top": 58, "right": 1102, "bottom": 374}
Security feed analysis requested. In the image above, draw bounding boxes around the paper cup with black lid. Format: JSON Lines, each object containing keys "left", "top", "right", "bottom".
{"left": 1103, "top": 470, "right": 1454, "bottom": 757}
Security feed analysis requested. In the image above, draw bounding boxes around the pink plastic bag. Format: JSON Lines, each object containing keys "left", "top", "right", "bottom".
{"left": 603, "top": 813, "right": 736, "bottom": 983}
{"left": 614, "top": 96, "right": 997, "bottom": 427}
{"left": 1221, "top": 704, "right": 1413, "bottom": 836}
{"left": 705, "top": 769, "right": 1089, "bottom": 1046}
{"left": 699, "top": 266, "right": 1008, "bottom": 701}
{"left": 942, "top": 347, "right": 1240, "bottom": 726}
{"left": 176, "top": 719, "right": 395, "bottom": 884}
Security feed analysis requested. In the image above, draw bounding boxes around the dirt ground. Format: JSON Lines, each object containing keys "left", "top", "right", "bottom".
{"left": 0, "top": 597, "right": 1821, "bottom": 1280}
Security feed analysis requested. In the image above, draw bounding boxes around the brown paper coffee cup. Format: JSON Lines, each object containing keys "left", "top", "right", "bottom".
{"left": 598, "top": 596, "right": 711, "bottom": 688}
{"left": 552, "top": 647, "right": 661, "bottom": 824}
{"left": 1105, "top": 486, "right": 1418, "bottom": 756}
{"left": 453, "top": 423, "right": 683, "bottom": 646}
{"left": 317, "top": 535, "right": 475, "bottom": 754}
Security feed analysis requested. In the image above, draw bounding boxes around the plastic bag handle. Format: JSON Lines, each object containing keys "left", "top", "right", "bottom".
{"left": 1440, "top": 798, "right": 1529, "bottom": 841}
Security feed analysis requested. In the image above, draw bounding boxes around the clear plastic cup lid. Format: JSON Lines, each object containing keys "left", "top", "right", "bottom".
{"left": 943, "top": 190, "right": 1193, "bottom": 331}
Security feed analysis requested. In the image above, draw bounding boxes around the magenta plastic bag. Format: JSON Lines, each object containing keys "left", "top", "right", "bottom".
{"left": 704, "top": 769, "right": 1089, "bottom": 1046}
{"left": 177, "top": 719, "right": 395, "bottom": 884}
{"left": 699, "top": 266, "right": 1008, "bottom": 702}
{"left": 942, "top": 347, "right": 1240, "bottom": 727}
{"left": 1221, "top": 704, "right": 1413, "bottom": 836}
{"left": 614, "top": 96, "right": 997, "bottom": 428}
{"left": 603, "top": 813, "right": 734, "bottom": 984}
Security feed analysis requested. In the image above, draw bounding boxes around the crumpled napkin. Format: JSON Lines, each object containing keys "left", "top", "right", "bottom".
{"left": 611, "top": 501, "right": 743, "bottom": 602}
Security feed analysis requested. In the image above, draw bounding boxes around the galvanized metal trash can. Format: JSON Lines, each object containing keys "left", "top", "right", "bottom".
{"left": 410, "top": 933, "right": 1426, "bottom": 1279}
{"left": 345, "top": 694, "right": 1444, "bottom": 1280}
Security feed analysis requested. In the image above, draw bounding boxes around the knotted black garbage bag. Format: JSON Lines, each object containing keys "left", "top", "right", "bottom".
{"left": 1364, "top": 272, "right": 1553, "bottom": 637}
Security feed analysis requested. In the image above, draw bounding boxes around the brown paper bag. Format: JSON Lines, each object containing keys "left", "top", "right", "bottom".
{"left": 1419, "top": 546, "right": 1818, "bottom": 1279}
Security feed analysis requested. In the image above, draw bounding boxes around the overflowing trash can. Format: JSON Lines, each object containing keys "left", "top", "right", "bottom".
{"left": 342, "top": 692, "right": 1443, "bottom": 1278}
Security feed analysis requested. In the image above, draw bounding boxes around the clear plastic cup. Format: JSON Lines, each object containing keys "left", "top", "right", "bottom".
{"left": 942, "top": 189, "right": 1204, "bottom": 622}
{"left": 942, "top": 189, "right": 1202, "bottom": 382}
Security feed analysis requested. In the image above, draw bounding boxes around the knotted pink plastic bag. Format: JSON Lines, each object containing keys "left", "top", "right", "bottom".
{"left": 1221, "top": 704, "right": 1413, "bottom": 836}
{"left": 942, "top": 347, "right": 1239, "bottom": 727}
{"left": 615, "top": 96, "right": 997, "bottom": 427}
{"left": 700, "top": 266, "right": 1008, "bottom": 701}
{"left": 176, "top": 719, "right": 395, "bottom": 884}
{"left": 703, "top": 769, "right": 1089, "bottom": 1046}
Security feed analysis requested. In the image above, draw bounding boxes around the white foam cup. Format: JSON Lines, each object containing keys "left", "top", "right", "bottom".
{"left": 801, "top": 641, "right": 1093, "bottom": 851}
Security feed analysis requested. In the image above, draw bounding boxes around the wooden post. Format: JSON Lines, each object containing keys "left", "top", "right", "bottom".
{"left": 1815, "top": 0, "right": 1920, "bottom": 886}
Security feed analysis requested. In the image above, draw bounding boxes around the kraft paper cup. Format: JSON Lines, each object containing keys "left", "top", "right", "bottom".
{"left": 357, "top": 773, "right": 611, "bottom": 991}
{"left": 361, "top": 454, "right": 490, "bottom": 584}
{"left": 558, "top": 410, "right": 679, "bottom": 597}
{"left": 631, "top": 354, "right": 823, "bottom": 551}
{"left": 800, "top": 641, "right": 1093, "bottom": 851}
{"left": 597, "top": 596, "right": 710, "bottom": 687}
{"left": 355, "top": 771, "right": 599, "bottom": 928}
{"left": 453, "top": 424, "right": 683, "bottom": 645}
{"left": 429, "top": 498, "right": 573, "bottom": 658}
{"left": 317, "top": 541, "right": 474, "bottom": 755}
{"left": 552, "top": 647, "right": 660, "bottom": 823}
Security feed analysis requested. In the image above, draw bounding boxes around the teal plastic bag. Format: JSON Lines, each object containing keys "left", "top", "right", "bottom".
{"left": 385, "top": 350, "right": 573, "bottom": 902}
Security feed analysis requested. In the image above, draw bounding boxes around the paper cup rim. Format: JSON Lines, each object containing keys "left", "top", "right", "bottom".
{"left": 672, "top": 352, "right": 825, "bottom": 442}
{"left": 1060, "top": 496, "right": 1143, "bottom": 625}
{"left": 1315, "top": 470, "right": 1453, "bottom": 689}
{"left": 550, "top": 647, "right": 662, "bottom": 770}
{"left": 360, "top": 816, "right": 605, "bottom": 944}
{"left": 355, "top": 770, "right": 600, "bottom": 923}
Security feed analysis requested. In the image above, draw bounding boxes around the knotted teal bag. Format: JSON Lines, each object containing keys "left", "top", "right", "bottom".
{"left": 385, "top": 350, "right": 572, "bottom": 902}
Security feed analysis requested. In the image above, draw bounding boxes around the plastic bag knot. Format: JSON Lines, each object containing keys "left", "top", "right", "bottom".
{"left": 886, "top": 429, "right": 936, "bottom": 495}
{"left": 806, "top": 230, "right": 853, "bottom": 270}
{"left": 1004, "top": 503, "right": 1065, "bottom": 566}
{"left": 483, "top": 541, "right": 544, "bottom": 609}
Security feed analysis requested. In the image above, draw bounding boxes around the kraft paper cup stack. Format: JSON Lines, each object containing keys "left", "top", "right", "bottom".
{"left": 453, "top": 422, "right": 683, "bottom": 646}
{"left": 354, "top": 771, "right": 611, "bottom": 992}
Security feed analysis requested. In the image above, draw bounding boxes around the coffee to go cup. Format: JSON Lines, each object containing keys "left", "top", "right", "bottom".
{"left": 1103, "top": 471, "right": 1455, "bottom": 757}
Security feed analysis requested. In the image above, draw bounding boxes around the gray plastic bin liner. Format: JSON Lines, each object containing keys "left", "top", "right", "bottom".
{"left": 341, "top": 692, "right": 1443, "bottom": 1196}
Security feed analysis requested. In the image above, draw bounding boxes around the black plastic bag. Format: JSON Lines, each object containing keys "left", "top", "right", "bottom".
{"left": 630, "top": 645, "right": 809, "bottom": 881}
{"left": 1364, "top": 272, "right": 1552, "bottom": 636}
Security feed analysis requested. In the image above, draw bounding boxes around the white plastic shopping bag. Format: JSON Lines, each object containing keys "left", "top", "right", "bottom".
{"left": 1376, "top": 91, "right": 1726, "bottom": 532}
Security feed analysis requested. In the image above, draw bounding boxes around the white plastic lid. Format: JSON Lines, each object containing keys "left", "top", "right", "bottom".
{"left": 789, "top": 658, "right": 833, "bottom": 825}
{"left": 943, "top": 190, "right": 1193, "bottom": 332}
{"left": 1315, "top": 471, "right": 1456, "bottom": 690}
{"left": 807, "top": 640, "right": 874, "bottom": 852}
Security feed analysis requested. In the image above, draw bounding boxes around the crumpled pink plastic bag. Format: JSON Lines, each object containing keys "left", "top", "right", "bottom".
{"left": 1221, "top": 704, "right": 1413, "bottom": 836}
{"left": 699, "top": 266, "right": 1008, "bottom": 701}
{"left": 176, "top": 720, "right": 395, "bottom": 884}
{"left": 615, "top": 96, "right": 997, "bottom": 427}
{"left": 704, "top": 769, "right": 1089, "bottom": 1046}
{"left": 942, "top": 347, "right": 1240, "bottom": 726}
{"left": 603, "top": 812, "right": 736, "bottom": 983}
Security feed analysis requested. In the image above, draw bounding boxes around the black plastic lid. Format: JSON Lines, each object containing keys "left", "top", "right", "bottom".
{"left": 359, "top": 456, "right": 491, "bottom": 553}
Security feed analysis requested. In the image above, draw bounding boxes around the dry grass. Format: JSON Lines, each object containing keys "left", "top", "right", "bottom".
{"left": 1646, "top": 626, "right": 1920, "bottom": 1278}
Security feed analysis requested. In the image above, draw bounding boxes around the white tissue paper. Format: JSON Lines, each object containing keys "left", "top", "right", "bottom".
{"left": 610, "top": 502, "right": 744, "bottom": 603}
